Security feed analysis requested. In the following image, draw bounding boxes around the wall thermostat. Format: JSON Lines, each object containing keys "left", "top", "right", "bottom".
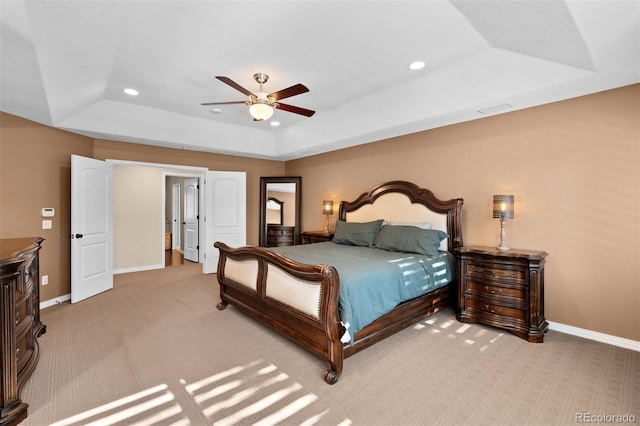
{"left": 41, "top": 208, "right": 55, "bottom": 217}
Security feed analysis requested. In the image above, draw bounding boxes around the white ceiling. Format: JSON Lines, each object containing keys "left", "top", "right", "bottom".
{"left": 1, "top": 1, "right": 638, "bottom": 161}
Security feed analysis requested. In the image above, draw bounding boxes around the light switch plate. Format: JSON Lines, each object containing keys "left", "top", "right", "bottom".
{"left": 42, "top": 219, "right": 52, "bottom": 229}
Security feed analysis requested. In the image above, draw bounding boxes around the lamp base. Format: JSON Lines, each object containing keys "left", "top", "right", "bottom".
{"left": 497, "top": 218, "right": 510, "bottom": 251}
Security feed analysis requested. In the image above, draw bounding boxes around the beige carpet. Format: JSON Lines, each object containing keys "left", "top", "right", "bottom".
{"left": 20, "top": 262, "right": 639, "bottom": 426}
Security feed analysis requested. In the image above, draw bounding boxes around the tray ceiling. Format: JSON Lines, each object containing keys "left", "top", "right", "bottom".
{"left": 1, "top": 1, "right": 638, "bottom": 160}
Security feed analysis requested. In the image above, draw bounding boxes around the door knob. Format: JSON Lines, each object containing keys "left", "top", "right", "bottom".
{"left": 75, "top": 233, "right": 83, "bottom": 239}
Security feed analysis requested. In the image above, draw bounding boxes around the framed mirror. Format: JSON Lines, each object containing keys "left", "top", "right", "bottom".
{"left": 259, "top": 177, "right": 301, "bottom": 247}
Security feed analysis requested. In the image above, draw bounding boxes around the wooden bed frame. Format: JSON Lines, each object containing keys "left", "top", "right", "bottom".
{"left": 215, "top": 181, "right": 463, "bottom": 384}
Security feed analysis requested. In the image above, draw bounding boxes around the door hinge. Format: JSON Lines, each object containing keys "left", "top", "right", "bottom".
{"left": 197, "top": 245, "right": 199, "bottom": 250}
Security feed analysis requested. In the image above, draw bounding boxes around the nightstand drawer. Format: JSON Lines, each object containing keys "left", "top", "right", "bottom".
{"left": 465, "top": 263, "right": 526, "bottom": 283}
{"left": 466, "top": 298, "right": 527, "bottom": 321}
{"left": 466, "top": 280, "right": 525, "bottom": 299}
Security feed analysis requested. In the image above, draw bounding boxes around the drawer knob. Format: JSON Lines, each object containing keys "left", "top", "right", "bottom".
{"left": 485, "top": 304, "right": 502, "bottom": 314}
{"left": 15, "top": 311, "right": 20, "bottom": 324}
{"left": 16, "top": 348, "right": 20, "bottom": 356}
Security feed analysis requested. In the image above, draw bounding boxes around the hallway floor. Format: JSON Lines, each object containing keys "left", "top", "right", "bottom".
{"left": 164, "top": 249, "right": 184, "bottom": 267}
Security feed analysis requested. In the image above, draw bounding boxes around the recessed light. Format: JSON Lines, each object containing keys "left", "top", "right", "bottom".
{"left": 270, "top": 121, "right": 280, "bottom": 127}
{"left": 408, "top": 61, "right": 425, "bottom": 71}
{"left": 123, "top": 88, "right": 139, "bottom": 96}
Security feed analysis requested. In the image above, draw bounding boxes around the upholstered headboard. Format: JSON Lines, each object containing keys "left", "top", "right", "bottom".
{"left": 338, "top": 181, "right": 463, "bottom": 252}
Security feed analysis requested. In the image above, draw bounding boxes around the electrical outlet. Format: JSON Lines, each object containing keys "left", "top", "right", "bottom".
{"left": 41, "top": 275, "right": 48, "bottom": 285}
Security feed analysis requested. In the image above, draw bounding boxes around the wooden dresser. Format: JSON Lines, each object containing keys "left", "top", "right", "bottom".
{"left": 266, "top": 224, "right": 295, "bottom": 247}
{"left": 0, "top": 238, "right": 46, "bottom": 426}
{"left": 455, "top": 245, "right": 548, "bottom": 343}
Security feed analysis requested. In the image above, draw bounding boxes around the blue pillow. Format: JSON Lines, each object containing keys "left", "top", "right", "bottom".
{"left": 374, "top": 225, "right": 448, "bottom": 258}
{"left": 332, "top": 219, "right": 384, "bottom": 247}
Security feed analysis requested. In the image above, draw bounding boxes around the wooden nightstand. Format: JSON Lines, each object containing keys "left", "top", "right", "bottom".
{"left": 301, "top": 230, "right": 334, "bottom": 244}
{"left": 455, "top": 245, "right": 548, "bottom": 343}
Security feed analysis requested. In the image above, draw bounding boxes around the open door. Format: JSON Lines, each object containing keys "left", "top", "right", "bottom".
{"left": 71, "top": 155, "right": 113, "bottom": 303}
{"left": 171, "top": 183, "right": 181, "bottom": 250}
{"left": 204, "top": 171, "right": 246, "bottom": 274}
{"left": 183, "top": 177, "right": 199, "bottom": 262}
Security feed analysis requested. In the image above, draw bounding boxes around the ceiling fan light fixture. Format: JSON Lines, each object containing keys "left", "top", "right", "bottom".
{"left": 249, "top": 102, "right": 273, "bottom": 121}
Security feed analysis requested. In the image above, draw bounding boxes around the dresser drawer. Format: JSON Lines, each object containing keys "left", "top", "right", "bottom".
{"left": 466, "top": 297, "right": 527, "bottom": 322}
{"left": 15, "top": 297, "right": 29, "bottom": 327}
{"left": 465, "top": 280, "right": 525, "bottom": 299}
{"left": 15, "top": 316, "right": 34, "bottom": 373}
{"left": 266, "top": 225, "right": 295, "bottom": 247}
{"left": 15, "top": 257, "right": 37, "bottom": 295}
{"left": 16, "top": 332, "right": 34, "bottom": 373}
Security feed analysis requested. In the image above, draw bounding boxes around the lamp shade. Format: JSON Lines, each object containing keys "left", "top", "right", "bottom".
{"left": 322, "top": 200, "right": 334, "bottom": 215}
{"left": 493, "top": 195, "right": 514, "bottom": 219}
{"left": 249, "top": 102, "right": 273, "bottom": 121}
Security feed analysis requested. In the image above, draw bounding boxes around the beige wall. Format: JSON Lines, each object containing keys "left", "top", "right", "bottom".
{"left": 0, "top": 113, "right": 284, "bottom": 302}
{"left": 0, "top": 113, "right": 93, "bottom": 303}
{"left": 113, "top": 164, "right": 167, "bottom": 270}
{"left": 286, "top": 85, "right": 640, "bottom": 341}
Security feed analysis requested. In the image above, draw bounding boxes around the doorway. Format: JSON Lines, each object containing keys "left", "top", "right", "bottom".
{"left": 165, "top": 175, "right": 198, "bottom": 266}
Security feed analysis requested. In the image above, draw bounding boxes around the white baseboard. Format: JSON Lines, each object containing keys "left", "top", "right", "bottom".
{"left": 114, "top": 263, "right": 164, "bottom": 274}
{"left": 39, "top": 264, "right": 163, "bottom": 309}
{"left": 548, "top": 321, "right": 640, "bottom": 352}
{"left": 41, "top": 294, "right": 71, "bottom": 309}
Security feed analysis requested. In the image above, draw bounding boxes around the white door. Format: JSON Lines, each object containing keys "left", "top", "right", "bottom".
{"left": 171, "top": 183, "right": 181, "bottom": 250}
{"left": 183, "top": 177, "right": 199, "bottom": 262}
{"left": 204, "top": 171, "right": 246, "bottom": 274}
{"left": 71, "top": 155, "right": 113, "bottom": 303}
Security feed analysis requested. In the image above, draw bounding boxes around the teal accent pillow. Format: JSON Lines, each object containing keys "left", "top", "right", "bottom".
{"left": 332, "top": 219, "right": 384, "bottom": 247}
{"left": 374, "top": 225, "right": 448, "bottom": 258}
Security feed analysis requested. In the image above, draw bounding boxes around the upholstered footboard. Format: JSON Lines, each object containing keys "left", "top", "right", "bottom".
{"left": 214, "top": 242, "right": 344, "bottom": 384}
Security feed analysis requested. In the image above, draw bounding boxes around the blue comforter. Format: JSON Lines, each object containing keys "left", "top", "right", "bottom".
{"left": 269, "top": 242, "right": 455, "bottom": 343}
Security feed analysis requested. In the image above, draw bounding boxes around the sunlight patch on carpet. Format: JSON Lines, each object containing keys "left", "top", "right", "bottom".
{"left": 49, "top": 384, "right": 188, "bottom": 426}
{"left": 181, "top": 359, "right": 351, "bottom": 426}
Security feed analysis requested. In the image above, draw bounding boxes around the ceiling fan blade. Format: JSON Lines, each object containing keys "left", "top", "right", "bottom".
{"left": 276, "top": 102, "right": 315, "bottom": 117}
{"left": 268, "top": 84, "right": 309, "bottom": 101}
{"left": 216, "top": 76, "right": 256, "bottom": 97}
{"left": 200, "top": 101, "right": 247, "bottom": 106}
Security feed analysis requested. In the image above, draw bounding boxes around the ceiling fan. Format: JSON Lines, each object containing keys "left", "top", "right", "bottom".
{"left": 202, "top": 73, "right": 315, "bottom": 121}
